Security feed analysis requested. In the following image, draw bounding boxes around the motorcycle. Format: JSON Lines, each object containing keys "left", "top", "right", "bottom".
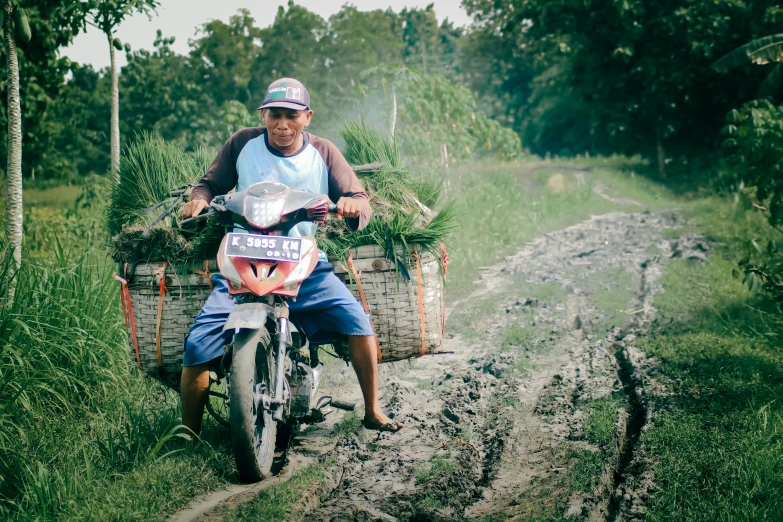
{"left": 182, "top": 181, "right": 343, "bottom": 482}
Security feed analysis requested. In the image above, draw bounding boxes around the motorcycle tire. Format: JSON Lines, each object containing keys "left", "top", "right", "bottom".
{"left": 228, "top": 328, "right": 277, "bottom": 482}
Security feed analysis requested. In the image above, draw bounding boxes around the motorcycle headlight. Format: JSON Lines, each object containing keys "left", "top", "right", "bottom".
{"left": 245, "top": 195, "right": 286, "bottom": 229}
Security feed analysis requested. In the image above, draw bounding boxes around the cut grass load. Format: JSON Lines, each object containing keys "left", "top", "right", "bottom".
{"left": 108, "top": 133, "right": 221, "bottom": 265}
{"left": 109, "top": 125, "right": 457, "bottom": 272}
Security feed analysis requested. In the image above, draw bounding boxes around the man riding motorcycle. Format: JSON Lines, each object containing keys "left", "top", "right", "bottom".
{"left": 180, "top": 78, "right": 403, "bottom": 436}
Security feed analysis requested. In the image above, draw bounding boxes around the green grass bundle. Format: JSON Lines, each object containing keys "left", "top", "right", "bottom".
{"left": 107, "top": 133, "right": 220, "bottom": 264}
{"left": 317, "top": 122, "right": 457, "bottom": 269}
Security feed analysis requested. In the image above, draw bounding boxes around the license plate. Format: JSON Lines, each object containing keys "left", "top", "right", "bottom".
{"left": 225, "top": 233, "right": 302, "bottom": 261}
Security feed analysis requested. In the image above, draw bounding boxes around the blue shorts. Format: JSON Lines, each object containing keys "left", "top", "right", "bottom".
{"left": 183, "top": 260, "right": 374, "bottom": 367}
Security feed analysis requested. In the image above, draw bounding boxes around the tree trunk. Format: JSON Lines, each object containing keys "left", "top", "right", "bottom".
{"left": 656, "top": 129, "right": 666, "bottom": 179}
{"left": 109, "top": 32, "right": 120, "bottom": 176}
{"left": 5, "top": 4, "right": 23, "bottom": 283}
{"left": 390, "top": 87, "right": 397, "bottom": 140}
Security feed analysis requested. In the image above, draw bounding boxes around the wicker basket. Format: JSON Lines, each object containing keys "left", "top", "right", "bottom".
{"left": 116, "top": 260, "right": 216, "bottom": 376}
{"left": 330, "top": 245, "right": 445, "bottom": 362}
{"left": 116, "top": 246, "right": 446, "bottom": 376}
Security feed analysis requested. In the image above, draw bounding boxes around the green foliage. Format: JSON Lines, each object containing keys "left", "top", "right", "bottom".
{"left": 637, "top": 253, "right": 783, "bottom": 520}
{"left": 722, "top": 100, "right": 783, "bottom": 226}
{"left": 87, "top": 0, "right": 159, "bottom": 35}
{"left": 0, "top": 190, "right": 234, "bottom": 519}
{"left": 0, "top": 1, "right": 97, "bottom": 180}
{"left": 738, "top": 239, "right": 783, "bottom": 309}
{"left": 720, "top": 99, "right": 783, "bottom": 306}
{"left": 0, "top": 246, "right": 126, "bottom": 501}
{"left": 119, "top": 31, "right": 198, "bottom": 146}
{"left": 712, "top": 33, "right": 783, "bottom": 96}
{"left": 462, "top": 0, "right": 780, "bottom": 162}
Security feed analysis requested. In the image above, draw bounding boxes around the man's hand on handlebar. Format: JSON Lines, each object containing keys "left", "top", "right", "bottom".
{"left": 336, "top": 197, "right": 363, "bottom": 219}
{"left": 182, "top": 199, "right": 209, "bottom": 218}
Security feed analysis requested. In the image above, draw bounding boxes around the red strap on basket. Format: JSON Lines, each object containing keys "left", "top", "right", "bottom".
{"left": 412, "top": 248, "right": 427, "bottom": 357}
{"left": 153, "top": 262, "right": 168, "bottom": 369}
{"left": 345, "top": 251, "right": 382, "bottom": 363}
{"left": 194, "top": 259, "right": 213, "bottom": 290}
{"left": 440, "top": 242, "right": 449, "bottom": 337}
{"left": 113, "top": 267, "right": 141, "bottom": 369}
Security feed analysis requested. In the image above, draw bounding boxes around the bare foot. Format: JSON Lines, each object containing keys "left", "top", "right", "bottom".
{"left": 362, "top": 411, "right": 404, "bottom": 432}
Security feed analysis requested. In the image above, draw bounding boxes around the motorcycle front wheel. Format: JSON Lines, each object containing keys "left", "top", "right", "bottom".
{"left": 228, "top": 328, "right": 277, "bottom": 482}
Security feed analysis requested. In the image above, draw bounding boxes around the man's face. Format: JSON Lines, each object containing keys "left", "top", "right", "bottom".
{"left": 262, "top": 108, "right": 313, "bottom": 151}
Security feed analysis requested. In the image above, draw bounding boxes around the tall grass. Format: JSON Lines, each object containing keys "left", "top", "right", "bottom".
{"left": 0, "top": 243, "right": 121, "bottom": 503}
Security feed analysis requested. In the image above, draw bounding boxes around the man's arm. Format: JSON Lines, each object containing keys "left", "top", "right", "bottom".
{"left": 183, "top": 129, "right": 261, "bottom": 217}
{"left": 310, "top": 135, "right": 371, "bottom": 231}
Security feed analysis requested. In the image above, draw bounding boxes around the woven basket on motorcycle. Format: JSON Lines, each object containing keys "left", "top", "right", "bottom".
{"left": 107, "top": 134, "right": 223, "bottom": 382}
{"left": 114, "top": 260, "right": 217, "bottom": 382}
{"left": 322, "top": 121, "right": 456, "bottom": 362}
{"left": 330, "top": 244, "right": 447, "bottom": 362}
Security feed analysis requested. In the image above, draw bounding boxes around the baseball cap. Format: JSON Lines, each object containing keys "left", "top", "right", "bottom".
{"left": 258, "top": 78, "right": 310, "bottom": 111}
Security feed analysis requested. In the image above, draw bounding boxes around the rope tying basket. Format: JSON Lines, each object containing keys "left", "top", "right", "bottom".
{"left": 114, "top": 260, "right": 216, "bottom": 377}
{"left": 331, "top": 244, "right": 446, "bottom": 363}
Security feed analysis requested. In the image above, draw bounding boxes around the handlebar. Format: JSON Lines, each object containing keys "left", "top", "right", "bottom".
{"left": 180, "top": 208, "right": 215, "bottom": 227}
{"left": 182, "top": 201, "right": 338, "bottom": 227}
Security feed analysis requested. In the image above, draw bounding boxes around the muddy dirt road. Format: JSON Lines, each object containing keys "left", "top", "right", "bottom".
{"left": 173, "top": 210, "right": 708, "bottom": 522}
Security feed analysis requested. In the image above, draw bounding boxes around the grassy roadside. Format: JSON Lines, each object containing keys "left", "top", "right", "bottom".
{"left": 632, "top": 200, "right": 783, "bottom": 521}
{"left": 443, "top": 157, "right": 670, "bottom": 301}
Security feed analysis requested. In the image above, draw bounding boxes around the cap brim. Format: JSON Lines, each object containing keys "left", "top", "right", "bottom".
{"left": 258, "top": 101, "right": 309, "bottom": 111}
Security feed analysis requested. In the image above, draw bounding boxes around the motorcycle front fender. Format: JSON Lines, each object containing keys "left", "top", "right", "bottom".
{"left": 223, "top": 303, "right": 276, "bottom": 331}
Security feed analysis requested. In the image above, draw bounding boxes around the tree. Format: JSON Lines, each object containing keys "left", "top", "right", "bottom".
{"left": 122, "top": 31, "right": 200, "bottom": 142}
{"left": 400, "top": 5, "right": 440, "bottom": 74}
{"left": 0, "top": 2, "right": 93, "bottom": 182}
{"left": 2, "top": 0, "right": 29, "bottom": 277}
{"left": 86, "top": 0, "right": 159, "bottom": 175}
{"left": 327, "top": 6, "right": 403, "bottom": 86}
{"left": 189, "top": 10, "right": 261, "bottom": 113}
{"left": 712, "top": 34, "right": 783, "bottom": 97}
{"left": 461, "top": 0, "right": 781, "bottom": 168}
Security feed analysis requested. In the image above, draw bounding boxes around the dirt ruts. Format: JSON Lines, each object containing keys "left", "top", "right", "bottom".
{"left": 171, "top": 210, "right": 709, "bottom": 521}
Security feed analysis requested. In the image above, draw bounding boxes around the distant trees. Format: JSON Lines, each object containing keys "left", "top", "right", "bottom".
{"left": 461, "top": 0, "right": 782, "bottom": 170}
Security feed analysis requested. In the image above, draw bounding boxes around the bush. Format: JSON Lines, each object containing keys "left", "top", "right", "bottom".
{"left": 722, "top": 100, "right": 783, "bottom": 226}
{"left": 722, "top": 100, "right": 783, "bottom": 307}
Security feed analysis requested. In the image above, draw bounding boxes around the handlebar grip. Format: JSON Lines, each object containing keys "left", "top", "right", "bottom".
{"left": 327, "top": 203, "right": 338, "bottom": 214}
{"left": 181, "top": 208, "right": 213, "bottom": 226}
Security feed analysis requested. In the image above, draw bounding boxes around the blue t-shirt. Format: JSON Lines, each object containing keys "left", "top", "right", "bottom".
{"left": 192, "top": 128, "right": 371, "bottom": 259}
